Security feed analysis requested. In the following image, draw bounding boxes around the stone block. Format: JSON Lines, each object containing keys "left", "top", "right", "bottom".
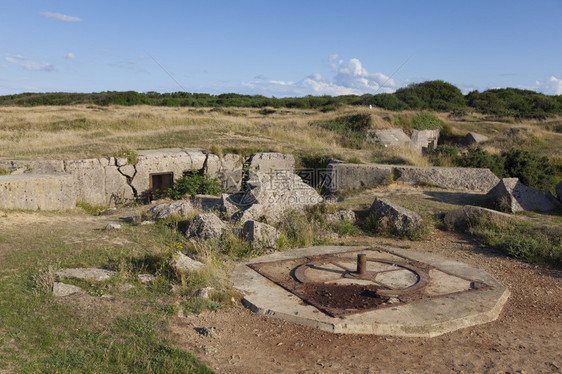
{"left": 0, "top": 173, "right": 76, "bottom": 210}
{"left": 369, "top": 198, "right": 421, "bottom": 234}
{"left": 325, "top": 162, "right": 393, "bottom": 193}
{"left": 64, "top": 158, "right": 107, "bottom": 205}
{"left": 248, "top": 152, "right": 295, "bottom": 173}
{"left": 444, "top": 205, "right": 512, "bottom": 231}
{"left": 241, "top": 220, "right": 280, "bottom": 248}
{"left": 185, "top": 213, "right": 227, "bottom": 240}
{"left": 486, "top": 178, "right": 556, "bottom": 213}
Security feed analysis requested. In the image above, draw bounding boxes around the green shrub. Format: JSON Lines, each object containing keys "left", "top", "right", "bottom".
{"left": 410, "top": 112, "right": 444, "bottom": 130}
{"left": 468, "top": 215, "right": 562, "bottom": 267}
{"left": 454, "top": 146, "right": 505, "bottom": 176}
{"left": 0, "top": 168, "right": 10, "bottom": 175}
{"left": 314, "top": 114, "right": 371, "bottom": 149}
{"left": 502, "top": 149, "right": 556, "bottom": 192}
{"left": 167, "top": 171, "right": 224, "bottom": 200}
{"left": 454, "top": 147, "right": 557, "bottom": 192}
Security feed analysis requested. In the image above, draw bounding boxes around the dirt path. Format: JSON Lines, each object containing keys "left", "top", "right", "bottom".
{"left": 168, "top": 230, "right": 562, "bottom": 373}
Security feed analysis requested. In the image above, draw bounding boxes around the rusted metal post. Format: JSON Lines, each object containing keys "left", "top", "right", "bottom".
{"left": 357, "top": 254, "right": 367, "bottom": 275}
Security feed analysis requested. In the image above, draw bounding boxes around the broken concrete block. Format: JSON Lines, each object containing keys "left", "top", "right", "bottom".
{"left": 486, "top": 178, "right": 556, "bottom": 213}
{"left": 148, "top": 200, "right": 195, "bottom": 220}
{"left": 172, "top": 252, "right": 206, "bottom": 273}
{"left": 53, "top": 282, "right": 82, "bottom": 297}
{"left": 56, "top": 268, "right": 116, "bottom": 282}
{"left": 444, "top": 205, "right": 512, "bottom": 231}
{"left": 369, "top": 198, "right": 421, "bottom": 234}
{"left": 241, "top": 220, "right": 280, "bottom": 248}
{"left": 247, "top": 152, "right": 295, "bottom": 173}
{"left": 323, "top": 209, "right": 357, "bottom": 225}
{"left": 185, "top": 213, "right": 227, "bottom": 240}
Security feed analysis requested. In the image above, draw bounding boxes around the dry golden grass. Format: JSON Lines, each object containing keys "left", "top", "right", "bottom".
{"left": 1, "top": 105, "right": 560, "bottom": 167}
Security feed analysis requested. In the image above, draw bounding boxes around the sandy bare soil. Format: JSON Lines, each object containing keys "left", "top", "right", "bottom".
{"left": 168, "top": 230, "right": 562, "bottom": 374}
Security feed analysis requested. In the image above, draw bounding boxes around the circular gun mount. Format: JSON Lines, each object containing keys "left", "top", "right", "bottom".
{"left": 293, "top": 253, "right": 430, "bottom": 298}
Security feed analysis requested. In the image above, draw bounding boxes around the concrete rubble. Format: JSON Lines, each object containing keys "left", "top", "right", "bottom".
{"left": 322, "top": 209, "right": 357, "bottom": 225}
{"left": 148, "top": 200, "right": 195, "bottom": 221}
{"left": 228, "top": 171, "right": 324, "bottom": 224}
{"left": 241, "top": 220, "right": 280, "bottom": 248}
{"left": 53, "top": 282, "right": 83, "bottom": 297}
{"left": 56, "top": 268, "right": 116, "bottom": 282}
{"left": 185, "top": 213, "right": 227, "bottom": 240}
{"left": 172, "top": 251, "right": 206, "bottom": 273}
{"left": 486, "top": 178, "right": 557, "bottom": 213}
{"left": 444, "top": 205, "right": 513, "bottom": 231}
{"left": 369, "top": 197, "right": 421, "bottom": 234}
{"left": 460, "top": 132, "right": 489, "bottom": 146}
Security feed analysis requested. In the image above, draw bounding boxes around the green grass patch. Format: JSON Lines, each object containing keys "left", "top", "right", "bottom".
{"left": 468, "top": 215, "right": 562, "bottom": 267}
{"left": 76, "top": 201, "right": 108, "bottom": 216}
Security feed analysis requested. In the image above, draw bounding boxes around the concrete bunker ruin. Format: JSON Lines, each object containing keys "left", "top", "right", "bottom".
{"left": 232, "top": 245, "right": 510, "bottom": 337}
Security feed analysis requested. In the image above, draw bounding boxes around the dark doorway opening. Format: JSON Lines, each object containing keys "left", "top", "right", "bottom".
{"left": 150, "top": 172, "right": 174, "bottom": 198}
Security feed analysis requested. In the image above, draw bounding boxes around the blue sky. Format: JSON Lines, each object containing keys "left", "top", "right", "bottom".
{"left": 1, "top": 0, "right": 561, "bottom": 97}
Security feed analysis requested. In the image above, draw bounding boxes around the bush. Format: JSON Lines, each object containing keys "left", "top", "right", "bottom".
{"left": 167, "top": 171, "right": 224, "bottom": 200}
{"left": 468, "top": 215, "right": 562, "bottom": 267}
{"left": 410, "top": 112, "right": 444, "bottom": 130}
{"left": 454, "top": 146, "right": 505, "bottom": 176}
{"left": 453, "top": 147, "right": 557, "bottom": 192}
{"left": 502, "top": 149, "right": 556, "bottom": 192}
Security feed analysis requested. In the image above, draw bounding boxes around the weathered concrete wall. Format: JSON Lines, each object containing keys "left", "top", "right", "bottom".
{"left": 326, "top": 162, "right": 392, "bottom": 193}
{"left": 410, "top": 129, "right": 440, "bottom": 152}
{"left": 0, "top": 173, "right": 76, "bottom": 210}
{"left": 326, "top": 162, "right": 499, "bottom": 193}
{"left": 0, "top": 150, "right": 277, "bottom": 209}
{"left": 65, "top": 158, "right": 109, "bottom": 205}
{"left": 247, "top": 152, "right": 295, "bottom": 173}
{"left": 393, "top": 165, "right": 499, "bottom": 191}
{"left": 364, "top": 129, "right": 411, "bottom": 148}
{"left": 0, "top": 160, "right": 65, "bottom": 175}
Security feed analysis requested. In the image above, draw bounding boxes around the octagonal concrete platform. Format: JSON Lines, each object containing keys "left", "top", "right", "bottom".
{"left": 231, "top": 246, "right": 510, "bottom": 337}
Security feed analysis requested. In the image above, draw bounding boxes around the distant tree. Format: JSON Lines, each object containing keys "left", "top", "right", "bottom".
{"left": 394, "top": 80, "right": 466, "bottom": 111}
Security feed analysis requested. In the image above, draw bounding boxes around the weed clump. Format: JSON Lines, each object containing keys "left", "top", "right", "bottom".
{"left": 167, "top": 171, "right": 224, "bottom": 199}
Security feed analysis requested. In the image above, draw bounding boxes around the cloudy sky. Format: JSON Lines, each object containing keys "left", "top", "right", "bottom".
{"left": 1, "top": 0, "right": 561, "bottom": 96}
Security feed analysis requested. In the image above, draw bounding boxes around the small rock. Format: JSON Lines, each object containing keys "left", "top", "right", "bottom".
{"left": 172, "top": 252, "right": 206, "bottom": 273}
{"left": 138, "top": 274, "right": 156, "bottom": 283}
{"left": 195, "top": 327, "right": 219, "bottom": 339}
{"left": 148, "top": 200, "right": 195, "bottom": 221}
{"left": 120, "top": 283, "right": 134, "bottom": 292}
{"left": 185, "top": 213, "right": 227, "bottom": 240}
{"left": 53, "top": 282, "right": 82, "bottom": 297}
{"left": 241, "top": 220, "right": 280, "bottom": 248}
{"left": 322, "top": 208, "right": 356, "bottom": 224}
{"left": 369, "top": 198, "right": 421, "bottom": 234}
{"left": 195, "top": 287, "right": 214, "bottom": 299}
{"left": 57, "top": 268, "right": 116, "bottom": 282}
{"left": 105, "top": 223, "right": 122, "bottom": 230}
{"left": 140, "top": 220, "right": 155, "bottom": 225}
{"left": 167, "top": 284, "right": 177, "bottom": 294}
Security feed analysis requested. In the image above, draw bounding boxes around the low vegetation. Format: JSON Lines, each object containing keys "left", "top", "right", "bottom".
{"left": 167, "top": 171, "right": 224, "bottom": 200}
{"left": 463, "top": 212, "right": 562, "bottom": 267}
{"left": 428, "top": 146, "right": 558, "bottom": 192}
{"left": 3, "top": 80, "right": 562, "bottom": 119}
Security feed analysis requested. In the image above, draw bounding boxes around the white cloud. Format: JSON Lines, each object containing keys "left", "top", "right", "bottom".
{"left": 5, "top": 55, "right": 55, "bottom": 72}
{"left": 41, "top": 12, "right": 82, "bottom": 22}
{"left": 242, "top": 56, "right": 403, "bottom": 97}
{"left": 535, "top": 76, "right": 562, "bottom": 95}
{"left": 64, "top": 52, "right": 75, "bottom": 60}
